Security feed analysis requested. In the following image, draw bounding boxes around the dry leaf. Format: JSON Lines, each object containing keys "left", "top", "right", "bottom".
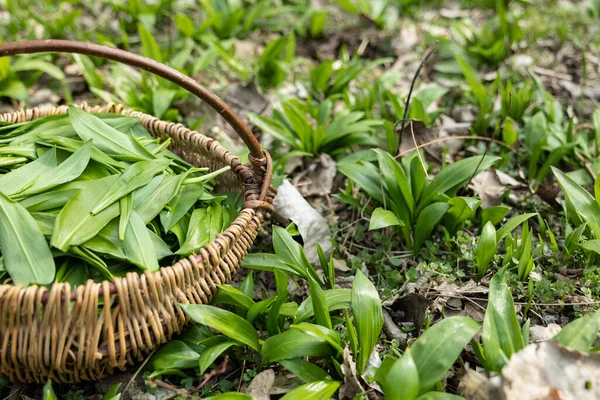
{"left": 273, "top": 180, "right": 333, "bottom": 263}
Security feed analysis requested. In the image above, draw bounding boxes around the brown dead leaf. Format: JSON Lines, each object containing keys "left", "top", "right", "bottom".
{"left": 500, "top": 341, "right": 600, "bottom": 400}
{"left": 340, "top": 347, "right": 364, "bottom": 400}
{"left": 529, "top": 324, "right": 562, "bottom": 343}
{"left": 469, "top": 170, "right": 526, "bottom": 209}
{"left": 293, "top": 154, "right": 337, "bottom": 197}
{"left": 246, "top": 369, "right": 275, "bottom": 400}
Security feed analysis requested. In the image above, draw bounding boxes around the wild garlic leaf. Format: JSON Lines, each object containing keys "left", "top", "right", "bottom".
{"left": 159, "top": 183, "right": 205, "bottom": 232}
{"left": 69, "top": 106, "right": 155, "bottom": 162}
{"left": 51, "top": 175, "right": 121, "bottom": 251}
{"left": 0, "top": 191, "right": 55, "bottom": 286}
{"left": 91, "top": 158, "right": 170, "bottom": 215}
{"left": 14, "top": 140, "right": 93, "bottom": 199}
{"left": 0, "top": 146, "right": 57, "bottom": 196}
{"left": 123, "top": 211, "right": 159, "bottom": 272}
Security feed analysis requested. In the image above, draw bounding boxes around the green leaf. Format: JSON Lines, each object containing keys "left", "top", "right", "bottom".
{"left": 351, "top": 269, "right": 384, "bottom": 374}
{"left": 280, "top": 359, "right": 332, "bottom": 383}
{"left": 369, "top": 207, "right": 403, "bottom": 231}
{"left": 273, "top": 226, "right": 322, "bottom": 285}
{"left": 262, "top": 329, "right": 335, "bottom": 363}
{"left": 456, "top": 56, "right": 488, "bottom": 110}
{"left": 553, "top": 167, "right": 600, "bottom": 239}
{"left": 291, "top": 323, "right": 344, "bottom": 354}
{"left": 119, "top": 194, "right": 133, "bottom": 241}
{"left": 212, "top": 285, "right": 255, "bottom": 310}
{"left": 482, "top": 269, "right": 524, "bottom": 372}
{"left": 51, "top": 175, "right": 121, "bottom": 251}
{"left": 411, "top": 317, "right": 480, "bottom": 393}
{"left": 180, "top": 304, "right": 259, "bottom": 351}
{"left": 309, "top": 276, "right": 332, "bottom": 329}
{"left": 0, "top": 146, "right": 57, "bottom": 196}
{"left": 554, "top": 310, "right": 600, "bottom": 351}
{"left": 496, "top": 213, "right": 538, "bottom": 242}
{"left": 69, "top": 106, "right": 154, "bottom": 161}
{"left": 480, "top": 205, "right": 511, "bottom": 228}
{"left": 280, "top": 380, "right": 341, "bottom": 400}
{"left": 375, "top": 351, "right": 420, "bottom": 400}
{"left": 417, "top": 156, "right": 500, "bottom": 213}
{"left": 103, "top": 383, "right": 122, "bottom": 400}
{"left": 150, "top": 340, "right": 199, "bottom": 370}
{"left": 296, "top": 289, "right": 351, "bottom": 323}
{"left": 123, "top": 211, "right": 159, "bottom": 271}
{"left": 138, "top": 23, "right": 162, "bottom": 62}
{"left": 0, "top": 191, "right": 55, "bottom": 286}
{"left": 444, "top": 197, "right": 481, "bottom": 233}
{"left": 338, "top": 161, "right": 384, "bottom": 204}
{"left": 13, "top": 140, "right": 93, "bottom": 199}
{"left": 134, "top": 174, "right": 185, "bottom": 224}
{"left": 476, "top": 222, "right": 497, "bottom": 278}
{"left": 160, "top": 183, "right": 205, "bottom": 232}
{"left": 242, "top": 253, "right": 307, "bottom": 278}
{"left": 43, "top": 380, "right": 58, "bottom": 400}
{"left": 91, "top": 159, "right": 170, "bottom": 215}
{"left": 246, "top": 297, "right": 278, "bottom": 323}
{"left": 413, "top": 202, "right": 450, "bottom": 254}
{"left": 198, "top": 340, "right": 238, "bottom": 375}
{"left": 153, "top": 88, "right": 176, "bottom": 119}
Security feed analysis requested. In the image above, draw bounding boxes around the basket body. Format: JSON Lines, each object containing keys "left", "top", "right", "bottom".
{"left": 0, "top": 103, "right": 272, "bottom": 383}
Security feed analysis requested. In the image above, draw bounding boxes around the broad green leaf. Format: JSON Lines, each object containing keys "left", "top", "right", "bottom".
{"left": 198, "top": 341, "right": 238, "bottom": 375}
{"left": 296, "top": 289, "right": 351, "bottom": 323}
{"left": 51, "top": 175, "right": 121, "bottom": 251}
{"left": 417, "top": 156, "right": 500, "bottom": 213}
{"left": 456, "top": 56, "right": 488, "bottom": 109}
{"left": 291, "top": 323, "right": 344, "bottom": 354}
{"left": 177, "top": 204, "right": 223, "bottom": 255}
{"left": 123, "top": 211, "right": 159, "bottom": 271}
{"left": 280, "top": 380, "right": 341, "bottom": 400}
{"left": 0, "top": 191, "right": 55, "bottom": 286}
{"left": 242, "top": 253, "right": 306, "bottom": 278}
{"left": 119, "top": 194, "right": 133, "bottom": 241}
{"left": 273, "top": 226, "right": 322, "bottom": 284}
{"left": 553, "top": 167, "right": 600, "bottom": 239}
{"left": 19, "top": 187, "right": 79, "bottom": 212}
{"left": 42, "top": 380, "right": 58, "bottom": 400}
{"left": 180, "top": 304, "right": 259, "bottom": 351}
{"left": 82, "top": 220, "right": 126, "bottom": 260}
{"left": 369, "top": 207, "right": 403, "bottom": 231}
{"left": 91, "top": 159, "right": 170, "bottom": 215}
{"left": 280, "top": 359, "right": 332, "bottom": 383}
{"left": 476, "top": 222, "right": 497, "bottom": 278}
{"left": 444, "top": 197, "right": 481, "bottom": 233}
{"left": 554, "top": 310, "right": 600, "bottom": 351}
{"left": 212, "top": 285, "right": 255, "bottom": 310}
{"left": 375, "top": 351, "right": 419, "bottom": 400}
{"left": 338, "top": 162, "right": 384, "bottom": 204}
{"left": 153, "top": 88, "right": 176, "bottom": 119}
{"left": 480, "top": 205, "right": 511, "bottom": 228}
{"left": 351, "top": 269, "right": 384, "bottom": 374}
{"left": 14, "top": 141, "right": 93, "bottom": 199}
{"left": 246, "top": 297, "right": 278, "bottom": 323}
{"left": 411, "top": 317, "right": 480, "bottom": 393}
{"left": 482, "top": 269, "right": 524, "bottom": 372}
{"left": 138, "top": 23, "right": 163, "bottom": 62}
{"left": 413, "top": 202, "right": 450, "bottom": 253}
{"left": 309, "top": 276, "right": 332, "bottom": 329}
{"left": 150, "top": 340, "right": 199, "bottom": 370}
{"left": 0, "top": 146, "right": 57, "bottom": 196}
{"left": 103, "top": 383, "right": 122, "bottom": 400}
{"left": 496, "top": 213, "right": 538, "bottom": 242}
{"left": 159, "top": 183, "right": 205, "bottom": 232}
{"left": 262, "top": 329, "right": 335, "bottom": 363}
{"left": 134, "top": 174, "right": 185, "bottom": 224}
{"left": 69, "top": 106, "right": 154, "bottom": 161}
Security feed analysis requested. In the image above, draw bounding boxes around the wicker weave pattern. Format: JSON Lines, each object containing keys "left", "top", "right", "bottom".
{"left": 0, "top": 103, "right": 272, "bottom": 383}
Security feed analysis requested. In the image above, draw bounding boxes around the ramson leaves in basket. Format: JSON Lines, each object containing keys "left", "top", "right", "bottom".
{"left": 0, "top": 107, "right": 234, "bottom": 286}
{"left": 69, "top": 105, "right": 156, "bottom": 161}
{"left": 0, "top": 191, "right": 55, "bottom": 285}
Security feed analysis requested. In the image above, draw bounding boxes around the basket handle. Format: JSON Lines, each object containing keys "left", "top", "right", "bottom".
{"left": 0, "top": 39, "right": 266, "bottom": 161}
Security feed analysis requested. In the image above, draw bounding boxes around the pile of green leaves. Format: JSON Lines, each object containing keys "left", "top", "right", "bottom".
{"left": 0, "top": 106, "right": 235, "bottom": 287}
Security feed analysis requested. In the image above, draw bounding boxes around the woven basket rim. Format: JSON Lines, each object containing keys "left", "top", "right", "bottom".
{"left": 0, "top": 102, "right": 272, "bottom": 301}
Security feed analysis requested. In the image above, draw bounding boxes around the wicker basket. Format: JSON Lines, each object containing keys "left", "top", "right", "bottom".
{"left": 0, "top": 40, "right": 275, "bottom": 383}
